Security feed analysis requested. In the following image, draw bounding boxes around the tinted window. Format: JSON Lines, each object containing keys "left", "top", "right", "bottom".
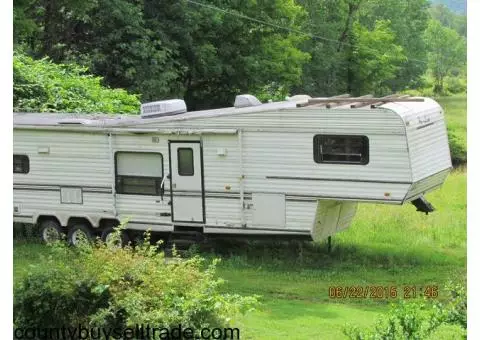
{"left": 313, "top": 135, "right": 369, "bottom": 165}
{"left": 177, "top": 148, "right": 194, "bottom": 176}
{"left": 115, "top": 152, "right": 163, "bottom": 195}
{"left": 13, "top": 155, "right": 29, "bottom": 174}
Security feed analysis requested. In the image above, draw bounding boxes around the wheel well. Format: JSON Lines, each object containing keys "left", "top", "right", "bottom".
{"left": 99, "top": 218, "right": 120, "bottom": 230}
{"left": 37, "top": 215, "right": 61, "bottom": 227}
{"left": 67, "top": 217, "right": 92, "bottom": 229}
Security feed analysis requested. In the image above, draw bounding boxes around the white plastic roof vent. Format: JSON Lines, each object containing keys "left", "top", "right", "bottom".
{"left": 234, "top": 94, "right": 262, "bottom": 108}
{"left": 141, "top": 99, "right": 187, "bottom": 119}
{"left": 286, "top": 94, "right": 312, "bottom": 106}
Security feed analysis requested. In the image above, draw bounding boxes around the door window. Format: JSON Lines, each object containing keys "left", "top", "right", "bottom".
{"left": 177, "top": 148, "right": 194, "bottom": 176}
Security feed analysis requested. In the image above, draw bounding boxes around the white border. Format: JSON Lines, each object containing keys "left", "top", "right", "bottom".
{"left": 4, "top": 1, "right": 474, "bottom": 339}
{"left": 467, "top": 0, "right": 477, "bottom": 338}
{"left": 1, "top": 0, "right": 13, "bottom": 336}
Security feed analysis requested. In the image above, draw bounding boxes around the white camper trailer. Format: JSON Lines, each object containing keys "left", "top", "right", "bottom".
{"left": 13, "top": 94, "right": 452, "bottom": 245}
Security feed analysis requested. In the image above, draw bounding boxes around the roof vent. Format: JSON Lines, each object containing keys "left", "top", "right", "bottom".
{"left": 141, "top": 99, "right": 187, "bottom": 119}
{"left": 234, "top": 94, "right": 262, "bottom": 108}
{"left": 286, "top": 94, "right": 312, "bottom": 106}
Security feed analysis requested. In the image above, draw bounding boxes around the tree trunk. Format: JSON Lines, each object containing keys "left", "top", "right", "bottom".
{"left": 337, "top": 1, "right": 361, "bottom": 52}
{"left": 338, "top": 1, "right": 362, "bottom": 94}
{"left": 42, "top": 0, "right": 56, "bottom": 58}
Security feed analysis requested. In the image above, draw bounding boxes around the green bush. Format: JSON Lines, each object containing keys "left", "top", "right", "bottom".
{"left": 14, "top": 271, "right": 112, "bottom": 330}
{"left": 448, "top": 130, "right": 467, "bottom": 166}
{"left": 401, "top": 88, "right": 436, "bottom": 98}
{"left": 13, "top": 52, "right": 141, "bottom": 114}
{"left": 253, "top": 82, "right": 289, "bottom": 103}
{"left": 344, "top": 301, "right": 440, "bottom": 340}
{"left": 343, "top": 282, "right": 467, "bottom": 340}
{"left": 14, "top": 235, "right": 258, "bottom": 335}
{"left": 444, "top": 76, "right": 467, "bottom": 94}
{"left": 402, "top": 71, "right": 466, "bottom": 97}
{"left": 434, "top": 281, "right": 467, "bottom": 330}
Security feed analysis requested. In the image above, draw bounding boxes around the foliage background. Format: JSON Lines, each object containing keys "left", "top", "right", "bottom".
{"left": 13, "top": 52, "right": 140, "bottom": 113}
{"left": 13, "top": 0, "right": 466, "bottom": 111}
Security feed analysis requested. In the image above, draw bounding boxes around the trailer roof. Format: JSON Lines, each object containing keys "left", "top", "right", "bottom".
{"left": 13, "top": 94, "right": 440, "bottom": 129}
{"left": 13, "top": 101, "right": 297, "bottom": 127}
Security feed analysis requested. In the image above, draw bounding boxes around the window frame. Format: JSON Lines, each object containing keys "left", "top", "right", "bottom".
{"left": 13, "top": 154, "right": 30, "bottom": 174}
{"left": 177, "top": 147, "right": 194, "bottom": 176}
{"left": 313, "top": 134, "right": 369, "bottom": 165}
{"left": 114, "top": 151, "right": 164, "bottom": 196}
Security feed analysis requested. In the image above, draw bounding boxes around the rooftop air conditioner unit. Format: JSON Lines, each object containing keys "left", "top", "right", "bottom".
{"left": 141, "top": 99, "right": 187, "bottom": 118}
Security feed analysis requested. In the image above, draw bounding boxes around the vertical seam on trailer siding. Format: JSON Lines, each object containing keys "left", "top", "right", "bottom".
{"left": 238, "top": 129, "right": 245, "bottom": 227}
{"left": 108, "top": 133, "right": 117, "bottom": 216}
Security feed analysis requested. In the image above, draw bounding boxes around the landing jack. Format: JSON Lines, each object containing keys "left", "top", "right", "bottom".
{"left": 411, "top": 195, "right": 435, "bottom": 215}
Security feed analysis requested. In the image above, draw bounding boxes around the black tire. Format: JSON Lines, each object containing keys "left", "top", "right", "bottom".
{"left": 67, "top": 224, "right": 93, "bottom": 246}
{"left": 39, "top": 220, "right": 63, "bottom": 243}
{"left": 101, "top": 227, "right": 130, "bottom": 247}
{"left": 13, "top": 223, "right": 25, "bottom": 239}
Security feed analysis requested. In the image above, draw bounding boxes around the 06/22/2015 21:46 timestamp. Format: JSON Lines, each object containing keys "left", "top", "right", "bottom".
{"left": 328, "top": 285, "right": 439, "bottom": 299}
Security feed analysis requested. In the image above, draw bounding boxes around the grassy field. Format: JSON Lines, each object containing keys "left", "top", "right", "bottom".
{"left": 13, "top": 96, "right": 466, "bottom": 339}
{"left": 437, "top": 95, "right": 467, "bottom": 142}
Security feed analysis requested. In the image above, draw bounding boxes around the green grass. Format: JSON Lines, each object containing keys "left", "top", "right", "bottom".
{"left": 436, "top": 95, "right": 467, "bottom": 165}
{"left": 13, "top": 96, "right": 467, "bottom": 339}
{"left": 437, "top": 94, "right": 467, "bottom": 142}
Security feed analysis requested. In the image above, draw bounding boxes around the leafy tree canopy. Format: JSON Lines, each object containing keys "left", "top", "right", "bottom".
{"left": 424, "top": 19, "right": 466, "bottom": 94}
{"left": 13, "top": 52, "right": 140, "bottom": 113}
{"left": 350, "top": 20, "right": 406, "bottom": 95}
{"left": 13, "top": 0, "right": 467, "bottom": 108}
{"left": 429, "top": 3, "right": 467, "bottom": 37}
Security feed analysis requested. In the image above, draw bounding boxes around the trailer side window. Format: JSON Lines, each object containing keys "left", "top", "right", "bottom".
{"left": 313, "top": 135, "right": 369, "bottom": 165}
{"left": 13, "top": 155, "right": 29, "bottom": 174}
{"left": 177, "top": 148, "right": 194, "bottom": 176}
{"left": 115, "top": 152, "right": 163, "bottom": 195}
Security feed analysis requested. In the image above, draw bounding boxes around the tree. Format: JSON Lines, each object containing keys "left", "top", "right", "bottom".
{"left": 424, "top": 19, "right": 466, "bottom": 94}
{"left": 13, "top": 0, "right": 38, "bottom": 47}
{"left": 349, "top": 20, "right": 406, "bottom": 95}
{"left": 86, "top": 0, "right": 183, "bottom": 102}
{"left": 429, "top": 4, "right": 466, "bottom": 37}
{"left": 155, "top": 0, "right": 310, "bottom": 109}
{"left": 294, "top": 0, "right": 428, "bottom": 97}
{"left": 13, "top": 0, "right": 310, "bottom": 109}
{"left": 293, "top": 0, "right": 357, "bottom": 96}
{"left": 357, "top": 0, "right": 430, "bottom": 91}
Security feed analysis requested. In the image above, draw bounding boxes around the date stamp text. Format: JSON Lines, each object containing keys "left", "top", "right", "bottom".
{"left": 328, "top": 285, "right": 439, "bottom": 299}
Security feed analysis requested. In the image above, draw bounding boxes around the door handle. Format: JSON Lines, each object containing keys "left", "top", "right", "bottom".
{"left": 172, "top": 183, "right": 176, "bottom": 189}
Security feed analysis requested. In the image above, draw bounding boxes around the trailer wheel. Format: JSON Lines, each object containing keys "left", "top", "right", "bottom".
{"left": 101, "top": 227, "right": 130, "bottom": 248}
{"left": 39, "top": 220, "right": 63, "bottom": 243}
{"left": 67, "top": 224, "right": 93, "bottom": 247}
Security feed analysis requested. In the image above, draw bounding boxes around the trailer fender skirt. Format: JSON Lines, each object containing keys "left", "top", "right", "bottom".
{"left": 411, "top": 195, "right": 435, "bottom": 214}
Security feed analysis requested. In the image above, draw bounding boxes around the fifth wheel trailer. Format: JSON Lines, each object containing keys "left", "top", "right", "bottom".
{"left": 13, "top": 94, "right": 452, "bottom": 245}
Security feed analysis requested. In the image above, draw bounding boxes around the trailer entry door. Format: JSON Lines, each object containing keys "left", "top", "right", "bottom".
{"left": 169, "top": 141, "right": 205, "bottom": 223}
